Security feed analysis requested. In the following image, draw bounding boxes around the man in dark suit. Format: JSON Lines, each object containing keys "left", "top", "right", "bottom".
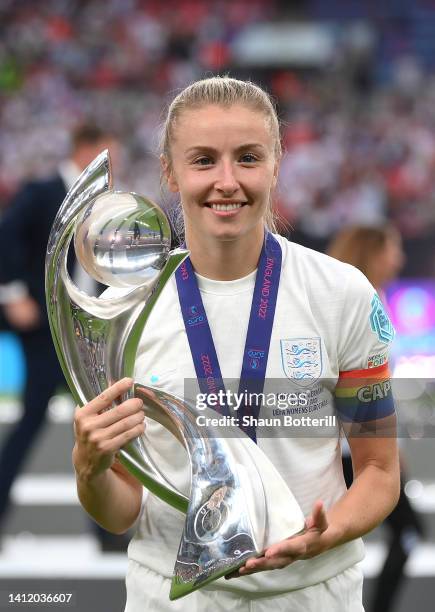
{"left": 0, "top": 124, "right": 126, "bottom": 551}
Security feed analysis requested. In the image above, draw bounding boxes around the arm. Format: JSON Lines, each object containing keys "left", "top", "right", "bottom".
{"left": 326, "top": 414, "right": 400, "bottom": 545}
{"left": 72, "top": 378, "right": 145, "bottom": 534}
{"left": 0, "top": 185, "right": 42, "bottom": 329}
{"left": 231, "top": 414, "right": 399, "bottom": 576}
{"left": 0, "top": 184, "right": 38, "bottom": 284}
{"left": 231, "top": 269, "right": 399, "bottom": 576}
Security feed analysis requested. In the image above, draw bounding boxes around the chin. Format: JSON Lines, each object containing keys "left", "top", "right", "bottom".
{"left": 207, "top": 226, "right": 249, "bottom": 243}
{"left": 211, "top": 218, "right": 264, "bottom": 241}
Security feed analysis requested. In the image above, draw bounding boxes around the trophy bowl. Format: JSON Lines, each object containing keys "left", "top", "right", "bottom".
{"left": 74, "top": 190, "right": 170, "bottom": 288}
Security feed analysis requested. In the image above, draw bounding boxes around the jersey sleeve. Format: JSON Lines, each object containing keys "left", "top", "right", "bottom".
{"left": 334, "top": 267, "right": 395, "bottom": 422}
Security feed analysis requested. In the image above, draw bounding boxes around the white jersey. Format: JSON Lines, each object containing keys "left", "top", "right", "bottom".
{"left": 114, "top": 234, "right": 393, "bottom": 595}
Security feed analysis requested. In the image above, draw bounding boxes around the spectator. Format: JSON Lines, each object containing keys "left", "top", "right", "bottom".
{"left": 0, "top": 123, "right": 127, "bottom": 552}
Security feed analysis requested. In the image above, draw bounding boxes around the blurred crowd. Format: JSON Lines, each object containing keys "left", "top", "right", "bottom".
{"left": 276, "top": 68, "right": 435, "bottom": 249}
{"left": 1, "top": 0, "right": 435, "bottom": 275}
{"left": 0, "top": 0, "right": 278, "bottom": 202}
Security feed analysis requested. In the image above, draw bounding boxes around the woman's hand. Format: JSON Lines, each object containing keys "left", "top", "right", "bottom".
{"left": 72, "top": 377, "right": 145, "bottom": 484}
{"left": 226, "top": 500, "right": 335, "bottom": 578}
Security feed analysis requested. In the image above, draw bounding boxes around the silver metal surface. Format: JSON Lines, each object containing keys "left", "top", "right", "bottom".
{"left": 45, "top": 150, "right": 305, "bottom": 599}
{"left": 46, "top": 150, "right": 189, "bottom": 511}
{"left": 135, "top": 385, "right": 306, "bottom": 599}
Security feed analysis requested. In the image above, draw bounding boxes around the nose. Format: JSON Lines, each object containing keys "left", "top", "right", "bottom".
{"left": 215, "top": 159, "right": 239, "bottom": 195}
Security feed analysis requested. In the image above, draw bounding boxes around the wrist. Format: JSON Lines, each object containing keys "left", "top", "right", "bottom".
{"left": 72, "top": 445, "right": 107, "bottom": 487}
{"left": 322, "top": 521, "right": 346, "bottom": 553}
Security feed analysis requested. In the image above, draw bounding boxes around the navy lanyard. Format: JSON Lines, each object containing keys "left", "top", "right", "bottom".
{"left": 175, "top": 232, "right": 282, "bottom": 442}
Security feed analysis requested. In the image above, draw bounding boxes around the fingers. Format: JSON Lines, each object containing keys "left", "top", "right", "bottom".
{"left": 74, "top": 379, "right": 145, "bottom": 453}
{"left": 90, "top": 409, "right": 145, "bottom": 447}
{"left": 228, "top": 535, "right": 308, "bottom": 578}
{"left": 94, "top": 398, "right": 143, "bottom": 428}
{"left": 241, "top": 555, "right": 293, "bottom": 573}
{"left": 264, "top": 536, "right": 307, "bottom": 560}
{"left": 225, "top": 554, "right": 295, "bottom": 579}
{"left": 89, "top": 419, "right": 145, "bottom": 454}
{"left": 80, "top": 378, "right": 134, "bottom": 415}
{"left": 75, "top": 399, "right": 144, "bottom": 444}
{"left": 73, "top": 379, "right": 146, "bottom": 482}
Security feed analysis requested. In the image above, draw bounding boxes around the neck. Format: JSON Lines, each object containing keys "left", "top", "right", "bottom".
{"left": 185, "top": 226, "right": 265, "bottom": 280}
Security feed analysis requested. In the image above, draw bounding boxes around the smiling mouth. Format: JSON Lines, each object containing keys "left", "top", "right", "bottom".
{"left": 205, "top": 202, "right": 247, "bottom": 211}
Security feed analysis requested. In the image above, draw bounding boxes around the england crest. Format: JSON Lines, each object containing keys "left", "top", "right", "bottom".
{"left": 280, "top": 338, "right": 322, "bottom": 385}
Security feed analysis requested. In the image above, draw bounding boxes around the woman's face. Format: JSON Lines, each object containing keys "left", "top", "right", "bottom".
{"left": 163, "top": 104, "right": 279, "bottom": 243}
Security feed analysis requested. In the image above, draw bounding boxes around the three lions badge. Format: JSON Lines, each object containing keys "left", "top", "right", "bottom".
{"left": 280, "top": 338, "right": 322, "bottom": 385}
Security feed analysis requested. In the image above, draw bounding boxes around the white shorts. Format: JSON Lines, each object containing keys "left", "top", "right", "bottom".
{"left": 124, "top": 560, "right": 365, "bottom": 612}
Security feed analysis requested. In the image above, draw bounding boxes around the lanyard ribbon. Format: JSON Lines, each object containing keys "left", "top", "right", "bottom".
{"left": 175, "top": 233, "right": 282, "bottom": 442}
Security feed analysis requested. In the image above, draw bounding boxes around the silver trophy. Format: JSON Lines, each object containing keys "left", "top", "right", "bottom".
{"left": 45, "top": 151, "right": 305, "bottom": 600}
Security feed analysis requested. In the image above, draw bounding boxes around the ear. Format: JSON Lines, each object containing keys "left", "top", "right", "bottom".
{"left": 160, "top": 154, "right": 179, "bottom": 193}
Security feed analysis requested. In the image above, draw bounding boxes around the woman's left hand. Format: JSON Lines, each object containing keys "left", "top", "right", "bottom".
{"left": 226, "top": 500, "right": 334, "bottom": 579}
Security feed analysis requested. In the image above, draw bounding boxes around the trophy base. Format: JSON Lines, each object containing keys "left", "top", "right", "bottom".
{"left": 170, "top": 550, "right": 259, "bottom": 600}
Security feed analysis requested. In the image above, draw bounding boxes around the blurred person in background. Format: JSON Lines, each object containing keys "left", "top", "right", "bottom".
{"left": 328, "top": 225, "right": 425, "bottom": 612}
{"left": 0, "top": 123, "right": 127, "bottom": 551}
{"left": 328, "top": 225, "right": 404, "bottom": 298}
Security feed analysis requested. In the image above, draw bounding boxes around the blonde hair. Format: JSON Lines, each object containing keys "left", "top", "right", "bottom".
{"left": 160, "top": 76, "right": 282, "bottom": 234}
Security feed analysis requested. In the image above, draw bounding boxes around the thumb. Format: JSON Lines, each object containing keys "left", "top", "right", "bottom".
{"left": 306, "top": 500, "right": 328, "bottom": 532}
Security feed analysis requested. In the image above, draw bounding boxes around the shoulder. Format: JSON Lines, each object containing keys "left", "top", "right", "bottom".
{"left": 31, "top": 173, "right": 66, "bottom": 197}
{"left": 10, "top": 174, "right": 66, "bottom": 207}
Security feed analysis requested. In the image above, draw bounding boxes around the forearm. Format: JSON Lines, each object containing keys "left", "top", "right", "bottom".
{"left": 72, "top": 378, "right": 146, "bottom": 534}
{"left": 75, "top": 459, "right": 143, "bottom": 535}
{"left": 326, "top": 456, "right": 400, "bottom": 549}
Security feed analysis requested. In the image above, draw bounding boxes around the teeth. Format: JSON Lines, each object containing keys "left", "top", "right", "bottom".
{"left": 210, "top": 203, "right": 243, "bottom": 211}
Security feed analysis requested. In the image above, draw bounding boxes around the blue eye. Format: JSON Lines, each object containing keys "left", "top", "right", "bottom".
{"left": 240, "top": 153, "right": 257, "bottom": 163}
{"left": 194, "top": 157, "right": 213, "bottom": 166}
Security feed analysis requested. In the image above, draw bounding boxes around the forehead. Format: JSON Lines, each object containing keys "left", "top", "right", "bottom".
{"left": 171, "top": 104, "right": 273, "bottom": 150}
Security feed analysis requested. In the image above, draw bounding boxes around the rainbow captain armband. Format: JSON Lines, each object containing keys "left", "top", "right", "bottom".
{"left": 334, "top": 363, "right": 395, "bottom": 422}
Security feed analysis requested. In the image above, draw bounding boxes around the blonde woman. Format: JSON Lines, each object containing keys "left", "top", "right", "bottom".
{"left": 72, "top": 78, "right": 400, "bottom": 611}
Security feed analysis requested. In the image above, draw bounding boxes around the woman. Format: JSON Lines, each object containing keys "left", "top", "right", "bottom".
{"left": 72, "top": 77, "right": 400, "bottom": 611}
{"left": 328, "top": 225, "right": 424, "bottom": 612}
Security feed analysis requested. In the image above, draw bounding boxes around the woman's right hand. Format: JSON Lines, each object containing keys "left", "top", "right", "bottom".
{"left": 72, "top": 377, "right": 145, "bottom": 483}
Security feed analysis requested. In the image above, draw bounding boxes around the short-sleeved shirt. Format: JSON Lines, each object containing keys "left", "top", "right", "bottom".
{"left": 111, "top": 234, "right": 395, "bottom": 594}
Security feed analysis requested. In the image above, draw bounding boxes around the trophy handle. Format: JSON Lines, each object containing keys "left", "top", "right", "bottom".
{"left": 45, "top": 150, "right": 190, "bottom": 510}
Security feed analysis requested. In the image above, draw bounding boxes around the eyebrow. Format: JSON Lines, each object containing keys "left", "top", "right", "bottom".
{"left": 184, "top": 143, "right": 266, "bottom": 156}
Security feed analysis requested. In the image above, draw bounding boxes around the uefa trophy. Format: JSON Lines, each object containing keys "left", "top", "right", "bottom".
{"left": 45, "top": 150, "right": 305, "bottom": 600}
